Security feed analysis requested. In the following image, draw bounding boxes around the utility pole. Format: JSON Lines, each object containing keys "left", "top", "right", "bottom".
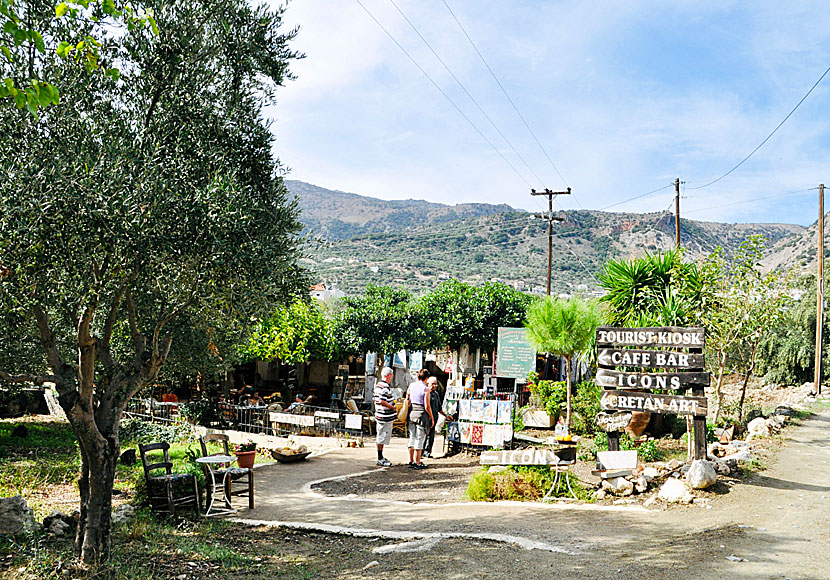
{"left": 816, "top": 183, "right": 825, "bottom": 395}
{"left": 674, "top": 178, "right": 681, "bottom": 248}
{"left": 531, "top": 188, "right": 570, "bottom": 295}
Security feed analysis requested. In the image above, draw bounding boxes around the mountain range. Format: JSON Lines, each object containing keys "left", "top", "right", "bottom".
{"left": 287, "top": 180, "right": 814, "bottom": 296}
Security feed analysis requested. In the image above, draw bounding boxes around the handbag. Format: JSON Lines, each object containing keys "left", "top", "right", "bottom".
{"left": 397, "top": 398, "right": 410, "bottom": 423}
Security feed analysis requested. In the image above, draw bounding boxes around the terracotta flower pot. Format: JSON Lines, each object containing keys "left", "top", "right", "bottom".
{"left": 235, "top": 450, "right": 257, "bottom": 469}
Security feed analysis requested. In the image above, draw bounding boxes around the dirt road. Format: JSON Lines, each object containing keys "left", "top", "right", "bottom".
{"left": 236, "top": 408, "right": 830, "bottom": 579}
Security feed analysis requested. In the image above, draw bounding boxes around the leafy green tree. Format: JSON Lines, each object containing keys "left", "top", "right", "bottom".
{"left": 525, "top": 296, "right": 602, "bottom": 427}
{"left": 333, "top": 285, "right": 434, "bottom": 370}
{"left": 244, "top": 299, "right": 336, "bottom": 365}
{"left": 0, "top": 0, "right": 304, "bottom": 563}
{"left": 420, "top": 280, "right": 532, "bottom": 352}
{"left": 702, "top": 236, "right": 791, "bottom": 421}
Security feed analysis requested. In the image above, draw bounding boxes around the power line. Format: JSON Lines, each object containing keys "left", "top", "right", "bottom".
{"left": 353, "top": 0, "right": 532, "bottom": 188}
{"left": 683, "top": 187, "right": 815, "bottom": 215}
{"left": 388, "top": 0, "right": 546, "bottom": 188}
{"left": 441, "top": 0, "right": 577, "bottom": 207}
{"left": 599, "top": 183, "right": 675, "bottom": 211}
{"left": 687, "top": 63, "right": 830, "bottom": 191}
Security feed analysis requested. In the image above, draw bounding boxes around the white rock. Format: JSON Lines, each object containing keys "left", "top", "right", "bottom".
{"left": 47, "top": 519, "right": 70, "bottom": 536}
{"left": 634, "top": 476, "right": 649, "bottom": 494}
{"left": 595, "top": 489, "right": 607, "bottom": 500}
{"left": 363, "top": 561, "right": 380, "bottom": 570}
{"left": 666, "top": 459, "right": 682, "bottom": 471}
{"left": 641, "top": 467, "right": 659, "bottom": 482}
{"left": 658, "top": 478, "right": 693, "bottom": 504}
{"left": 601, "top": 476, "right": 634, "bottom": 497}
{"left": 488, "top": 466, "right": 509, "bottom": 474}
{"left": 686, "top": 460, "right": 718, "bottom": 490}
{"left": 725, "top": 448, "right": 752, "bottom": 463}
{"left": 643, "top": 496, "right": 657, "bottom": 508}
{"left": 715, "top": 461, "right": 732, "bottom": 476}
{"left": 747, "top": 417, "right": 772, "bottom": 439}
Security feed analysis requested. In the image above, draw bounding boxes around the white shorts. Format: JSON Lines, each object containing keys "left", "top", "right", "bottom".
{"left": 408, "top": 421, "right": 427, "bottom": 450}
{"left": 376, "top": 420, "right": 393, "bottom": 445}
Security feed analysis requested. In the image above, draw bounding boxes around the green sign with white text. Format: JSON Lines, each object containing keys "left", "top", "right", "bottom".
{"left": 496, "top": 327, "right": 536, "bottom": 379}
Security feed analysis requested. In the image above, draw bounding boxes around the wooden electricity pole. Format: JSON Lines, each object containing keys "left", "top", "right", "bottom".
{"left": 531, "top": 188, "right": 570, "bottom": 295}
{"left": 816, "top": 183, "right": 825, "bottom": 395}
{"left": 675, "top": 178, "right": 681, "bottom": 248}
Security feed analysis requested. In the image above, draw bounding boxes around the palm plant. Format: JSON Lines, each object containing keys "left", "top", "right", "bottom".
{"left": 525, "top": 297, "right": 603, "bottom": 427}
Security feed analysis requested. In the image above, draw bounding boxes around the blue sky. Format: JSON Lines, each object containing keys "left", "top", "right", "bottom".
{"left": 267, "top": 1, "right": 830, "bottom": 226}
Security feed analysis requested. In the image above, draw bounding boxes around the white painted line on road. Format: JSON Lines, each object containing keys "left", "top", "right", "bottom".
{"left": 230, "top": 518, "right": 577, "bottom": 554}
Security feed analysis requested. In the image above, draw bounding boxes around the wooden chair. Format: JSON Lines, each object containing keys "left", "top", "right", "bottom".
{"left": 138, "top": 442, "right": 200, "bottom": 517}
{"left": 392, "top": 400, "right": 408, "bottom": 437}
{"left": 199, "top": 434, "right": 254, "bottom": 510}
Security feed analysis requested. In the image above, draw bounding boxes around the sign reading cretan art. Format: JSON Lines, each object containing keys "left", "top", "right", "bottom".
{"left": 600, "top": 390, "right": 708, "bottom": 416}
{"left": 596, "top": 326, "right": 705, "bottom": 348}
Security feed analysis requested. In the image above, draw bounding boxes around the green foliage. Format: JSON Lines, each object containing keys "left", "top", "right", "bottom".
{"left": 178, "top": 399, "right": 217, "bottom": 427}
{"left": 119, "top": 417, "right": 196, "bottom": 446}
{"left": 333, "top": 285, "right": 436, "bottom": 357}
{"left": 588, "top": 432, "right": 666, "bottom": 462}
{"left": 525, "top": 296, "right": 602, "bottom": 359}
{"left": 419, "top": 280, "right": 532, "bottom": 352}
{"left": 527, "top": 379, "right": 566, "bottom": 417}
{"left": 598, "top": 249, "right": 711, "bottom": 327}
{"left": 756, "top": 276, "right": 825, "bottom": 385}
{"left": 244, "top": 299, "right": 337, "bottom": 365}
{"left": 466, "top": 465, "right": 591, "bottom": 501}
{"left": 570, "top": 380, "right": 602, "bottom": 436}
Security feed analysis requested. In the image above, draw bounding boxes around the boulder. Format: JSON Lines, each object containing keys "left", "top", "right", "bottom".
{"left": 686, "top": 460, "right": 717, "bottom": 489}
{"left": 42, "top": 511, "right": 75, "bottom": 537}
{"left": 714, "top": 461, "right": 731, "bottom": 476}
{"left": 0, "top": 496, "right": 36, "bottom": 536}
{"left": 633, "top": 476, "right": 649, "bottom": 494}
{"left": 724, "top": 448, "right": 751, "bottom": 463}
{"left": 641, "top": 467, "right": 659, "bottom": 482}
{"left": 747, "top": 417, "right": 772, "bottom": 440}
{"left": 601, "top": 476, "right": 634, "bottom": 497}
{"left": 666, "top": 458, "right": 682, "bottom": 471}
{"left": 112, "top": 504, "right": 135, "bottom": 526}
{"left": 658, "top": 478, "right": 693, "bottom": 504}
{"left": 774, "top": 405, "right": 797, "bottom": 417}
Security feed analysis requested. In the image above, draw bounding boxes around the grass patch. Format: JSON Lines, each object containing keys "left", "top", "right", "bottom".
{"left": 466, "top": 466, "right": 593, "bottom": 502}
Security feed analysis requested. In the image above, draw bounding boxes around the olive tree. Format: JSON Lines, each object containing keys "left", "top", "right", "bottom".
{"left": 0, "top": 0, "right": 305, "bottom": 563}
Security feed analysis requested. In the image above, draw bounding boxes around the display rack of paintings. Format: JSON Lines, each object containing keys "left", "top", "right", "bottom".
{"left": 444, "top": 388, "right": 516, "bottom": 453}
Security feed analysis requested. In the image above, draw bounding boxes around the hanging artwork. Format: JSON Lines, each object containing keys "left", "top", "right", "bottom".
{"left": 471, "top": 400, "right": 485, "bottom": 422}
{"left": 483, "top": 400, "right": 497, "bottom": 424}
{"left": 446, "top": 422, "right": 461, "bottom": 443}
{"left": 471, "top": 423, "right": 484, "bottom": 446}
{"left": 460, "top": 422, "right": 472, "bottom": 444}
{"left": 393, "top": 350, "right": 407, "bottom": 368}
{"left": 482, "top": 424, "right": 498, "bottom": 447}
{"left": 497, "top": 401, "right": 513, "bottom": 425}
{"left": 409, "top": 351, "right": 424, "bottom": 371}
{"left": 459, "top": 400, "right": 471, "bottom": 421}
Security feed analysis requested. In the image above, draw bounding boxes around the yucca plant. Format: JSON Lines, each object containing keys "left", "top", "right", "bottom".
{"left": 525, "top": 297, "right": 603, "bottom": 427}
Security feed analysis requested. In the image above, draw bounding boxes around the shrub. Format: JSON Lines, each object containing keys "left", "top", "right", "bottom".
{"left": 466, "top": 470, "right": 495, "bottom": 501}
{"left": 570, "top": 381, "right": 601, "bottom": 435}
{"left": 120, "top": 417, "right": 196, "bottom": 445}
{"left": 588, "top": 432, "right": 665, "bottom": 462}
{"left": 466, "top": 466, "right": 592, "bottom": 501}
{"left": 527, "top": 379, "right": 566, "bottom": 417}
{"left": 178, "top": 399, "right": 217, "bottom": 427}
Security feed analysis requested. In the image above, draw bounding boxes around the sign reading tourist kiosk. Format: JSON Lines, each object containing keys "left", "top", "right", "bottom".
{"left": 595, "top": 325, "right": 710, "bottom": 460}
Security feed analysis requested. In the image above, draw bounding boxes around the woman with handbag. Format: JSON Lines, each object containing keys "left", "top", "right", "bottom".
{"left": 405, "top": 368, "right": 433, "bottom": 469}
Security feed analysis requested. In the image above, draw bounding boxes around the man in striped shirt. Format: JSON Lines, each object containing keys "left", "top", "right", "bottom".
{"left": 374, "top": 367, "right": 397, "bottom": 467}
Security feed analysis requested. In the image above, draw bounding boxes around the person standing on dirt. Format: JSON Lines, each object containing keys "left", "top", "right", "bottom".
{"left": 423, "top": 376, "right": 449, "bottom": 459}
{"left": 374, "top": 367, "right": 397, "bottom": 467}
{"left": 406, "top": 368, "right": 433, "bottom": 469}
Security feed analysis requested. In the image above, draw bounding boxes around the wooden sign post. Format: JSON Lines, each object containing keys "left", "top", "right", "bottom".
{"left": 596, "top": 326, "right": 709, "bottom": 460}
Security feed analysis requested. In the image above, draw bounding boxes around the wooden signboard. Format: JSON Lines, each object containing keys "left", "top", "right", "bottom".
{"left": 596, "top": 326, "right": 705, "bottom": 348}
{"left": 600, "top": 390, "right": 708, "bottom": 416}
{"left": 597, "top": 348, "right": 705, "bottom": 370}
{"left": 595, "top": 368, "right": 710, "bottom": 389}
{"left": 596, "top": 325, "right": 709, "bottom": 460}
{"left": 496, "top": 327, "right": 536, "bottom": 379}
{"left": 480, "top": 448, "right": 572, "bottom": 466}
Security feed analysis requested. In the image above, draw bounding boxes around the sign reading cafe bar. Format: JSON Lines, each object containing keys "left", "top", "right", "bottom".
{"left": 595, "top": 325, "right": 710, "bottom": 459}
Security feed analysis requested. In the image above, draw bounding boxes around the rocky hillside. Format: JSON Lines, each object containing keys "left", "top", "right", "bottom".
{"left": 287, "top": 181, "right": 807, "bottom": 295}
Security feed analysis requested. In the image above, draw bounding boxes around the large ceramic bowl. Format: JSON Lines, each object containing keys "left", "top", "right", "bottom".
{"left": 271, "top": 450, "right": 312, "bottom": 463}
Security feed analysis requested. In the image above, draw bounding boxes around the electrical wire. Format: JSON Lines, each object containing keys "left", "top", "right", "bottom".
{"left": 388, "top": 0, "right": 547, "bottom": 188}
{"left": 599, "top": 183, "right": 675, "bottom": 211}
{"left": 440, "top": 0, "right": 577, "bottom": 207}
{"left": 683, "top": 187, "right": 815, "bottom": 215}
{"left": 687, "top": 63, "right": 830, "bottom": 191}
{"left": 353, "top": 0, "right": 532, "bottom": 188}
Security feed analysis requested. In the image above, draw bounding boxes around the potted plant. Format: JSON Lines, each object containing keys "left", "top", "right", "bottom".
{"left": 235, "top": 440, "right": 257, "bottom": 469}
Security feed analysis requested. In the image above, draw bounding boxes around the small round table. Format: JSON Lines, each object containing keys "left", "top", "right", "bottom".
{"left": 195, "top": 454, "right": 238, "bottom": 516}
